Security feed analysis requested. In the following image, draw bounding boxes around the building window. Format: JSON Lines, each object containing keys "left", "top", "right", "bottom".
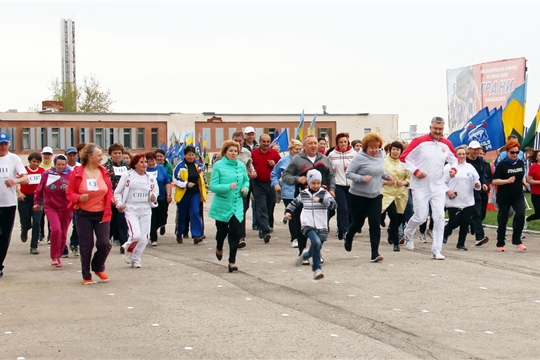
{"left": 40, "top": 128, "right": 47, "bottom": 149}
{"left": 80, "top": 128, "right": 87, "bottom": 143}
{"left": 123, "top": 128, "right": 132, "bottom": 149}
{"left": 67, "top": 128, "right": 75, "bottom": 147}
{"left": 137, "top": 128, "right": 145, "bottom": 149}
{"left": 109, "top": 128, "right": 115, "bottom": 147}
{"left": 151, "top": 128, "right": 158, "bottom": 148}
{"left": 202, "top": 128, "right": 211, "bottom": 152}
{"left": 268, "top": 128, "right": 277, "bottom": 142}
{"left": 22, "top": 128, "right": 30, "bottom": 150}
{"left": 364, "top": 128, "right": 372, "bottom": 135}
{"left": 215, "top": 128, "right": 224, "bottom": 149}
{"left": 51, "top": 128, "right": 60, "bottom": 149}
{"left": 94, "top": 128, "right": 104, "bottom": 148}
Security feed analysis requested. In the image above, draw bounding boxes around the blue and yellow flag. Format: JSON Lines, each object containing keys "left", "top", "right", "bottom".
{"left": 502, "top": 81, "right": 527, "bottom": 141}
{"left": 307, "top": 114, "right": 317, "bottom": 136}
{"left": 184, "top": 132, "right": 194, "bottom": 146}
{"left": 296, "top": 110, "right": 305, "bottom": 140}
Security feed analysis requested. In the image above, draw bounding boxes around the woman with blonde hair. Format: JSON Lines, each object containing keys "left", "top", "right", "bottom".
{"left": 209, "top": 140, "right": 250, "bottom": 272}
{"left": 271, "top": 139, "right": 303, "bottom": 248}
{"left": 66, "top": 143, "right": 115, "bottom": 284}
{"left": 381, "top": 141, "right": 410, "bottom": 251}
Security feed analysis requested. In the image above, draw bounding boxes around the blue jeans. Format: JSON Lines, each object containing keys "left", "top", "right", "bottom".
{"left": 304, "top": 229, "right": 322, "bottom": 271}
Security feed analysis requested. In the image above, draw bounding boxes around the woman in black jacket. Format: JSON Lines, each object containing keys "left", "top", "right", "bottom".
{"left": 492, "top": 140, "right": 526, "bottom": 252}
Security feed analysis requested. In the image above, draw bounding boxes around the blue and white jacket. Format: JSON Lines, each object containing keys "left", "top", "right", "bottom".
{"left": 285, "top": 187, "right": 337, "bottom": 240}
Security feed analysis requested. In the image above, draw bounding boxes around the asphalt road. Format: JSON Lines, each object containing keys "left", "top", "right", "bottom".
{"left": 2, "top": 193, "right": 540, "bottom": 359}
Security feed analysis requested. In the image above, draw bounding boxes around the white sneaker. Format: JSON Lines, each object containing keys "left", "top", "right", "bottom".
{"left": 313, "top": 269, "right": 324, "bottom": 280}
{"left": 291, "top": 239, "right": 298, "bottom": 248}
{"left": 405, "top": 236, "right": 414, "bottom": 250}
{"left": 419, "top": 233, "right": 427, "bottom": 243}
{"left": 431, "top": 252, "right": 445, "bottom": 260}
{"left": 132, "top": 262, "right": 141, "bottom": 268}
{"left": 123, "top": 245, "right": 132, "bottom": 264}
{"left": 295, "top": 248, "right": 309, "bottom": 266}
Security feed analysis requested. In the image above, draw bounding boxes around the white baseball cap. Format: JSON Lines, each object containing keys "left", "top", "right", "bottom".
{"left": 244, "top": 126, "right": 255, "bottom": 134}
{"left": 467, "top": 140, "right": 482, "bottom": 149}
{"left": 41, "top": 146, "right": 53, "bottom": 154}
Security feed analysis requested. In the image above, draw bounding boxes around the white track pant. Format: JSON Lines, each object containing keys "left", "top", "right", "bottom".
{"left": 124, "top": 205, "right": 152, "bottom": 264}
{"left": 405, "top": 189, "right": 446, "bottom": 254}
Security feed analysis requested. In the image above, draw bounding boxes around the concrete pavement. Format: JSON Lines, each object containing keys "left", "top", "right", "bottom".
{"left": 2, "top": 194, "right": 540, "bottom": 359}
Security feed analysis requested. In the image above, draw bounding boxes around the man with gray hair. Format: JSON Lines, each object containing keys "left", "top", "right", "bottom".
{"left": 283, "top": 135, "right": 336, "bottom": 261}
{"left": 400, "top": 117, "right": 458, "bottom": 260}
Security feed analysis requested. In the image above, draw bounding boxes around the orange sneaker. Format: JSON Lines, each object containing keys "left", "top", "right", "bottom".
{"left": 95, "top": 271, "right": 109, "bottom": 281}
{"left": 497, "top": 246, "right": 505, "bottom": 252}
{"left": 82, "top": 279, "right": 94, "bottom": 285}
{"left": 513, "top": 244, "right": 527, "bottom": 251}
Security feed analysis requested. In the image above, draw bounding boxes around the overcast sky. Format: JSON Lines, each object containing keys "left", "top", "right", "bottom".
{"left": 1, "top": 1, "right": 539, "bottom": 134}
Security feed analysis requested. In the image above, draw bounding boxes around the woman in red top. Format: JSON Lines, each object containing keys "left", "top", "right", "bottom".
{"left": 525, "top": 149, "right": 540, "bottom": 229}
{"left": 67, "top": 143, "right": 116, "bottom": 285}
{"left": 17, "top": 152, "right": 45, "bottom": 254}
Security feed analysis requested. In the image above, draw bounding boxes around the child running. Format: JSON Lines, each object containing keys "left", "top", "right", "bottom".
{"left": 285, "top": 169, "right": 337, "bottom": 280}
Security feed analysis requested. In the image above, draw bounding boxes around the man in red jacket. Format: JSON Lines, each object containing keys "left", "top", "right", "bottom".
{"left": 251, "top": 134, "right": 281, "bottom": 243}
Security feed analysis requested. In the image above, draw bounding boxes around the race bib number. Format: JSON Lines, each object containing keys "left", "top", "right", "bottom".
{"left": 113, "top": 166, "right": 128, "bottom": 176}
{"left": 28, "top": 174, "right": 42, "bottom": 185}
{"left": 86, "top": 179, "right": 99, "bottom": 191}
{"left": 132, "top": 191, "right": 149, "bottom": 202}
{"left": 0, "top": 166, "right": 9, "bottom": 178}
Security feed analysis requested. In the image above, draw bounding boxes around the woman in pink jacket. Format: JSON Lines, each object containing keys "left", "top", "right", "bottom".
{"left": 33, "top": 154, "right": 72, "bottom": 267}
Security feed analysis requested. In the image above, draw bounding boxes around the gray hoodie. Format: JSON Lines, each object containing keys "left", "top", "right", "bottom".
{"left": 345, "top": 150, "right": 389, "bottom": 198}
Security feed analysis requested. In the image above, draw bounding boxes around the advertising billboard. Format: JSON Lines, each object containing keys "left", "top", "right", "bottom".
{"left": 446, "top": 57, "right": 526, "bottom": 133}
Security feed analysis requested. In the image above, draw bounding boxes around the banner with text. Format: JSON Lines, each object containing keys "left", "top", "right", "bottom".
{"left": 446, "top": 57, "right": 526, "bottom": 133}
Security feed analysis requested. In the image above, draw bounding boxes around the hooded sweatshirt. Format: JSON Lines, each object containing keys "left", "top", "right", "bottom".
{"left": 346, "top": 149, "right": 389, "bottom": 198}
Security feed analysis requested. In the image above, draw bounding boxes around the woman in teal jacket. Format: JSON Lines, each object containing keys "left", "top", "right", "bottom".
{"left": 209, "top": 140, "right": 250, "bottom": 273}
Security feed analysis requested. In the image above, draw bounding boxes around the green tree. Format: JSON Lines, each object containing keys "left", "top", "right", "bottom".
{"left": 47, "top": 73, "right": 114, "bottom": 113}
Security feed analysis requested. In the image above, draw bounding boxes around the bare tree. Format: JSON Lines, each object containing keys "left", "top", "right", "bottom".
{"left": 78, "top": 74, "right": 114, "bottom": 113}
{"left": 45, "top": 74, "right": 114, "bottom": 113}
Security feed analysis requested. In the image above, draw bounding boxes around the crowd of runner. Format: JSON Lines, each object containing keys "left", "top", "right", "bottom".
{"left": 0, "top": 116, "right": 537, "bottom": 282}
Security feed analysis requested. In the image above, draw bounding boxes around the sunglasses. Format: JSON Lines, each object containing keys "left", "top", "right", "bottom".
{"left": 509, "top": 151, "right": 519, "bottom": 155}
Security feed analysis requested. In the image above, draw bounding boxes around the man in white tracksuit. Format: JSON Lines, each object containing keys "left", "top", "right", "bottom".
{"left": 399, "top": 117, "right": 458, "bottom": 260}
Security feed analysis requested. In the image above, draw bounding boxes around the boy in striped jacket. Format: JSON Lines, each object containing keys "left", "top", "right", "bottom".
{"left": 285, "top": 169, "right": 337, "bottom": 280}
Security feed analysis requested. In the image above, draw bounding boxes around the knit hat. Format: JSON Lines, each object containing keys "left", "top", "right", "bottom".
{"left": 307, "top": 169, "right": 322, "bottom": 184}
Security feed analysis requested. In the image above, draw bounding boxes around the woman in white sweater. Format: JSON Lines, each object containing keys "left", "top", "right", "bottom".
{"left": 327, "top": 132, "right": 356, "bottom": 240}
{"left": 443, "top": 145, "right": 481, "bottom": 251}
